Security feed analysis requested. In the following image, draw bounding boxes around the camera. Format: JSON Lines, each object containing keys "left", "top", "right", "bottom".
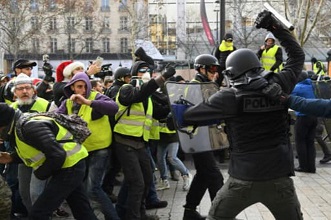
{"left": 94, "top": 63, "right": 113, "bottom": 79}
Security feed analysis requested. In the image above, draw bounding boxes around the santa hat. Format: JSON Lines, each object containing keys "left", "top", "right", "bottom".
{"left": 56, "top": 61, "right": 73, "bottom": 82}
{"left": 63, "top": 62, "right": 85, "bottom": 79}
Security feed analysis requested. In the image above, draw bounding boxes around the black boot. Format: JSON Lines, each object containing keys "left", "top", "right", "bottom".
{"left": 183, "top": 208, "right": 206, "bottom": 220}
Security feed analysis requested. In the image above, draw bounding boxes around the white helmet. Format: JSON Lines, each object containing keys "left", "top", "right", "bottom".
{"left": 264, "top": 32, "right": 276, "bottom": 42}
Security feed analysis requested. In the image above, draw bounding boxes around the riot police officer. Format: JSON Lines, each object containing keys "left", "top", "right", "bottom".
{"left": 183, "top": 54, "right": 224, "bottom": 220}
{"left": 183, "top": 10, "right": 305, "bottom": 219}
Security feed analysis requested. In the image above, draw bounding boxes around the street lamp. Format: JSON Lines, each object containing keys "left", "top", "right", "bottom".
{"left": 214, "top": 8, "right": 219, "bottom": 45}
{"left": 215, "top": 0, "right": 225, "bottom": 43}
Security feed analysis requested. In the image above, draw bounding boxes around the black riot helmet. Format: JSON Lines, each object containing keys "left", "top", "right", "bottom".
{"left": 114, "top": 67, "right": 131, "bottom": 81}
{"left": 194, "top": 54, "right": 220, "bottom": 71}
{"left": 224, "top": 49, "right": 262, "bottom": 80}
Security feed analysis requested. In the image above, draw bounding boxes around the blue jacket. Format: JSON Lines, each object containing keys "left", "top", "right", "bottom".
{"left": 288, "top": 95, "right": 331, "bottom": 118}
{"left": 291, "top": 78, "right": 316, "bottom": 116}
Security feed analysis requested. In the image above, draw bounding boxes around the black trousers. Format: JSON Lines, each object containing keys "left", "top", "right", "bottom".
{"left": 295, "top": 116, "right": 317, "bottom": 172}
{"left": 185, "top": 151, "right": 224, "bottom": 209}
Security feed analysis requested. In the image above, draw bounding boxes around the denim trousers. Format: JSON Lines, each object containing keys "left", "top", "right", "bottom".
{"left": 86, "top": 148, "right": 120, "bottom": 220}
{"left": 115, "top": 142, "right": 153, "bottom": 220}
{"left": 157, "top": 141, "right": 189, "bottom": 179}
{"left": 4, "top": 141, "right": 27, "bottom": 215}
{"left": 207, "top": 176, "right": 303, "bottom": 220}
{"left": 18, "top": 164, "right": 46, "bottom": 213}
{"left": 29, "top": 159, "right": 97, "bottom": 220}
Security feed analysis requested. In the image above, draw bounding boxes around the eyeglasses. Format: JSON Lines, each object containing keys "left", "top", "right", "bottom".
{"left": 138, "top": 68, "right": 150, "bottom": 73}
{"left": 15, "top": 86, "right": 33, "bottom": 91}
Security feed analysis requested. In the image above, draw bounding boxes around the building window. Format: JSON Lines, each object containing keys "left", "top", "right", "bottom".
{"left": 101, "top": 0, "right": 110, "bottom": 11}
{"left": 119, "top": 0, "right": 127, "bottom": 10}
{"left": 120, "top": 16, "right": 128, "bottom": 31}
{"left": 48, "top": 0, "right": 56, "bottom": 10}
{"left": 103, "top": 17, "right": 110, "bottom": 29}
{"left": 85, "top": 38, "right": 93, "bottom": 53}
{"left": 49, "top": 17, "right": 57, "bottom": 30}
{"left": 30, "top": 0, "right": 38, "bottom": 11}
{"left": 11, "top": 17, "right": 18, "bottom": 28}
{"left": 103, "top": 38, "right": 110, "bottom": 53}
{"left": 10, "top": 0, "right": 18, "bottom": 11}
{"left": 32, "top": 38, "right": 40, "bottom": 53}
{"left": 69, "top": 38, "right": 76, "bottom": 53}
{"left": 120, "top": 38, "right": 128, "bottom": 53}
{"left": 67, "top": 17, "right": 75, "bottom": 30}
{"left": 50, "top": 38, "right": 57, "bottom": 53}
{"left": 31, "top": 17, "right": 38, "bottom": 30}
{"left": 85, "top": 17, "right": 93, "bottom": 31}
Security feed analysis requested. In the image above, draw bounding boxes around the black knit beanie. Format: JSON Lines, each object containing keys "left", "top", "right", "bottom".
{"left": 0, "top": 103, "right": 15, "bottom": 127}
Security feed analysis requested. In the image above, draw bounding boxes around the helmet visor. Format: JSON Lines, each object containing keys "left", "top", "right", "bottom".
{"left": 208, "top": 65, "right": 219, "bottom": 74}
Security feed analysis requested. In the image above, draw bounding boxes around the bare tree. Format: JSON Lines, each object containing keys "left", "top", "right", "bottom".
{"left": 281, "top": 0, "right": 326, "bottom": 47}
{"left": 0, "top": 0, "right": 62, "bottom": 60}
{"left": 116, "top": 0, "right": 150, "bottom": 60}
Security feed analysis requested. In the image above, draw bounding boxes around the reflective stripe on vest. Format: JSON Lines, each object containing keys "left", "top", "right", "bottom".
{"left": 261, "top": 45, "right": 281, "bottom": 72}
{"left": 66, "top": 91, "right": 111, "bottom": 152}
{"left": 114, "top": 86, "right": 153, "bottom": 142}
{"left": 15, "top": 116, "right": 88, "bottom": 169}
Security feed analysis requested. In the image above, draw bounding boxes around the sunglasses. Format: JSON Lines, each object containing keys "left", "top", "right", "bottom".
{"left": 208, "top": 65, "right": 219, "bottom": 73}
{"left": 225, "top": 39, "right": 233, "bottom": 42}
{"left": 138, "top": 68, "right": 150, "bottom": 73}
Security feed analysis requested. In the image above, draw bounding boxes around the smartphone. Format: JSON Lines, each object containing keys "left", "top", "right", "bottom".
{"left": 95, "top": 56, "right": 104, "bottom": 67}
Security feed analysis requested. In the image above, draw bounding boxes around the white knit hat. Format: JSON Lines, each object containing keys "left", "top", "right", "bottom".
{"left": 63, "top": 61, "right": 85, "bottom": 79}
{"left": 14, "top": 73, "right": 32, "bottom": 86}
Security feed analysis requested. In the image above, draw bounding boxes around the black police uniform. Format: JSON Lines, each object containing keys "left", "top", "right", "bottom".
{"left": 183, "top": 14, "right": 305, "bottom": 220}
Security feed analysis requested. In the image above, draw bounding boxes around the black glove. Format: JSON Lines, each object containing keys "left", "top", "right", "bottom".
{"left": 43, "top": 75, "right": 55, "bottom": 82}
{"left": 262, "top": 83, "right": 288, "bottom": 102}
{"left": 134, "top": 47, "right": 154, "bottom": 66}
{"left": 43, "top": 62, "right": 53, "bottom": 76}
{"left": 162, "top": 65, "right": 176, "bottom": 80}
{"left": 255, "top": 10, "right": 281, "bottom": 31}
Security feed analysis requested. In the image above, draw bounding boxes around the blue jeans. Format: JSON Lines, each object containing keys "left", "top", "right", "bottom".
{"left": 86, "top": 149, "right": 120, "bottom": 220}
{"left": 30, "top": 159, "right": 97, "bottom": 220}
{"left": 18, "top": 164, "right": 46, "bottom": 213}
{"left": 157, "top": 141, "right": 189, "bottom": 179}
{"left": 4, "top": 141, "right": 27, "bottom": 216}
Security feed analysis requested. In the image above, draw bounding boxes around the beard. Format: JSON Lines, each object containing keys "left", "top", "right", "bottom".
{"left": 16, "top": 97, "right": 34, "bottom": 106}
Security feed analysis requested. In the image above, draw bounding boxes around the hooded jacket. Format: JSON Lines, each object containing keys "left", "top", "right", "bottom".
{"left": 56, "top": 73, "right": 118, "bottom": 151}
{"left": 57, "top": 72, "right": 118, "bottom": 120}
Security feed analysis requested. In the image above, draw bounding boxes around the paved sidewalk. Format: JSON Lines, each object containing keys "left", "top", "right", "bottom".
{"left": 48, "top": 152, "right": 331, "bottom": 220}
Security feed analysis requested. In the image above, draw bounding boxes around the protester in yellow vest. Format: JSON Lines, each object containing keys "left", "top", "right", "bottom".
{"left": 113, "top": 59, "right": 175, "bottom": 220}
{"left": 0, "top": 103, "right": 97, "bottom": 220}
{"left": 214, "top": 33, "right": 236, "bottom": 86}
{"left": 311, "top": 57, "right": 326, "bottom": 75}
{"left": 56, "top": 72, "right": 120, "bottom": 220}
{"left": 257, "top": 32, "right": 283, "bottom": 72}
{"left": 9, "top": 73, "right": 52, "bottom": 215}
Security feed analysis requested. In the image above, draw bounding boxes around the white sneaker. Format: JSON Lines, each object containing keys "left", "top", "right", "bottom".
{"left": 182, "top": 174, "right": 191, "bottom": 191}
{"left": 156, "top": 179, "right": 170, "bottom": 191}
